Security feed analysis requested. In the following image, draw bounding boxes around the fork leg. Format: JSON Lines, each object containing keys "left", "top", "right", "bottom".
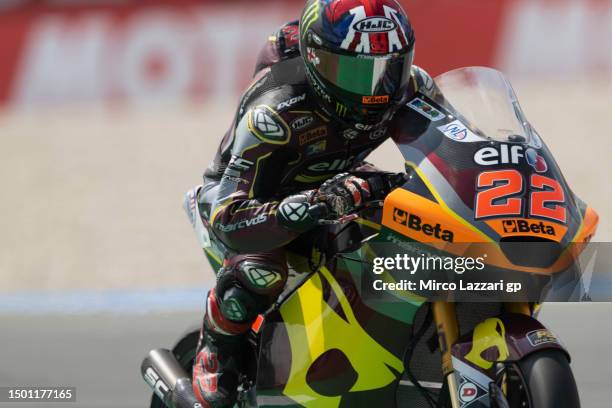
{"left": 432, "top": 301, "right": 461, "bottom": 408}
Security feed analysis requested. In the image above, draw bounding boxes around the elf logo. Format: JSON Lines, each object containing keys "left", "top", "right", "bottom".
{"left": 474, "top": 144, "right": 548, "bottom": 173}
{"left": 502, "top": 219, "right": 556, "bottom": 236}
{"left": 393, "top": 208, "right": 454, "bottom": 242}
{"left": 308, "top": 156, "right": 354, "bottom": 172}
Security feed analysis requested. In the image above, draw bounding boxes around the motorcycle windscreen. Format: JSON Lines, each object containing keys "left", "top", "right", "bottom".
{"left": 434, "top": 67, "right": 535, "bottom": 143}
{"left": 390, "top": 67, "right": 586, "bottom": 264}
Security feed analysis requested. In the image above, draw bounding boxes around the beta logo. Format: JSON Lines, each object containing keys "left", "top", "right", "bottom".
{"left": 393, "top": 208, "right": 454, "bottom": 242}
{"left": 502, "top": 219, "right": 556, "bottom": 236}
{"left": 299, "top": 126, "right": 327, "bottom": 145}
{"left": 474, "top": 144, "right": 548, "bottom": 173}
{"left": 353, "top": 17, "right": 397, "bottom": 33}
{"left": 362, "top": 95, "right": 389, "bottom": 104}
{"left": 458, "top": 382, "right": 478, "bottom": 403}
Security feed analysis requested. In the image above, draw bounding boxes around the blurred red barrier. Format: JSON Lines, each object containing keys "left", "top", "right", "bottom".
{"left": 0, "top": 0, "right": 610, "bottom": 108}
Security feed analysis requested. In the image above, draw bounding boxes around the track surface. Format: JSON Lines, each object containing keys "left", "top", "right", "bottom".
{"left": 0, "top": 304, "right": 610, "bottom": 408}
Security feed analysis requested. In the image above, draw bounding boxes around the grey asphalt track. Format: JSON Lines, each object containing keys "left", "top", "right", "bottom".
{"left": 0, "top": 303, "right": 610, "bottom": 408}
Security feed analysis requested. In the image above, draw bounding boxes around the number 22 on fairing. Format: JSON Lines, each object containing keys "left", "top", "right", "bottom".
{"left": 475, "top": 169, "right": 567, "bottom": 223}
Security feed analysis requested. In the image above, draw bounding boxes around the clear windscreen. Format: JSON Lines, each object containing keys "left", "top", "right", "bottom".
{"left": 434, "top": 67, "right": 534, "bottom": 143}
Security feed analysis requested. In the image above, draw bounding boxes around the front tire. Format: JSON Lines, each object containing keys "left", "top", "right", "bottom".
{"left": 509, "top": 349, "right": 580, "bottom": 408}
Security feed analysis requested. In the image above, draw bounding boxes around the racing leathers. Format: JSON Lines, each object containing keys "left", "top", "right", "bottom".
{"left": 189, "top": 21, "right": 435, "bottom": 407}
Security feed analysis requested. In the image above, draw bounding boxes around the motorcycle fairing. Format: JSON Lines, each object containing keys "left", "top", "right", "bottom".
{"left": 382, "top": 75, "right": 598, "bottom": 273}
{"left": 381, "top": 185, "right": 584, "bottom": 275}
{"left": 449, "top": 313, "right": 567, "bottom": 407}
{"left": 254, "top": 257, "right": 429, "bottom": 407}
{"left": 387, "top": 66, "right": 598, "bottom": 250}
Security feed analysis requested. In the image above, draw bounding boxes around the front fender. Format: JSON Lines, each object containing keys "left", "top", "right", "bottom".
{"left": 452, "top": 313, "right": 567, "bottom": 375}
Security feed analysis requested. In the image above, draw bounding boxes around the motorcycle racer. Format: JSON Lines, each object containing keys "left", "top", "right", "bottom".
{"left": 184, "top": 1, "right": 437, "bottom": 406}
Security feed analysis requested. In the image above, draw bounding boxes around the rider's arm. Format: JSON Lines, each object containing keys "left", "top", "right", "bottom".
{"left": 209, "top": 110, "right": 309, "bottom": 252}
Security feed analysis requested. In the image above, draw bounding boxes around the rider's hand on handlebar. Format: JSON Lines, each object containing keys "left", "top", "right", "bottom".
{"left": 277, "top": 172, "right": 400, "bottom": 230}
{"left": 277, "top": 174, "right": 371, "bottom": 231}
{"left": 277, "top": 191, "right": 324, "bottom": 231}
{"left": 314, "top": 173, "right": 371, "bottom": 219}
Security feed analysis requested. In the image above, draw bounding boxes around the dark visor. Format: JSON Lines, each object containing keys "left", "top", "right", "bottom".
{"left": 310, "top": 48, "right": 414, "bottom": 101}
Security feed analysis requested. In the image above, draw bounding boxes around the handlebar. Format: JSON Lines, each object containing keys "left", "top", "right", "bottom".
{"left": 314, "top": 171, "right": 406, "bottom": 226}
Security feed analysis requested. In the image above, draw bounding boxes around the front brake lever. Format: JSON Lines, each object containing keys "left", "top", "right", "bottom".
{"left": 316, "top": 213, "right": 358, "bottom": 225}
{"left": 315, "top": 200, "right": 384, "bottom": 225}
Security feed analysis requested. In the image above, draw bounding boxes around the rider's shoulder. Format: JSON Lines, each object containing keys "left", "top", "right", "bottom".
{"left": 237, "top": 57, "right": 309, "bottom": 118}
{"left": 242, "top": 82, "right": 311, "bottom": 118}
{"left": 236, "top": 82, "right": 314, "bottom": 146}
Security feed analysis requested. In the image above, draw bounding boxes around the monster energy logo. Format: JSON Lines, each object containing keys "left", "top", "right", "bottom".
{"left": 336, "top": 102, "right": 348, "bottom": 117}
{"left": 244, "top": 266, "right": 283, "bottom": 289}
{"left": 301, "top": 1, "right": 321, "bottom": 38}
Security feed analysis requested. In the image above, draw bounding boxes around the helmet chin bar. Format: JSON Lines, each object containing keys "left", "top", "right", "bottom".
{"left": 305, "top": 64, "right": 397, "bottom": 131}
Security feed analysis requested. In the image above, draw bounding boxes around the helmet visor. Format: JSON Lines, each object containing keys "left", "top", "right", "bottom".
{"left": 309, "top": 48, "right": 414, "bottom": 102}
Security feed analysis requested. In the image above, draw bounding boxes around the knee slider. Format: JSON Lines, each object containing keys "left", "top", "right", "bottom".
{"left": 218, "top": 286, "right": 261, "bottom": 323}
{"left": 235, "top": 260, "right": 287, "bottom": 298}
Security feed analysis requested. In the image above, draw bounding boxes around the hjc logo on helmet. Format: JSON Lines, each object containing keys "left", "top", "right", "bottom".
{"left": 339, "top": 5, "right": 409, "bottom": 54}
{"left": 353, "top": 17, "right": 397, "bottom": 33}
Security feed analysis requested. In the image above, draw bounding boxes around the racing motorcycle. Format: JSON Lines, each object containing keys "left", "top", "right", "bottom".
{"left": 141, "top": 67, "right": 598, "bottom": 408}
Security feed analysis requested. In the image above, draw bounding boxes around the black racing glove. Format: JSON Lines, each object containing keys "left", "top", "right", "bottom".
{"left": 277, "top": 174, "right": 372, "bottom": 231}
{"left": 315, "top": 173, "right": 371, "bottom": 219}
{"left": 277, "top": 191, "right": 326, "bottom": 232}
